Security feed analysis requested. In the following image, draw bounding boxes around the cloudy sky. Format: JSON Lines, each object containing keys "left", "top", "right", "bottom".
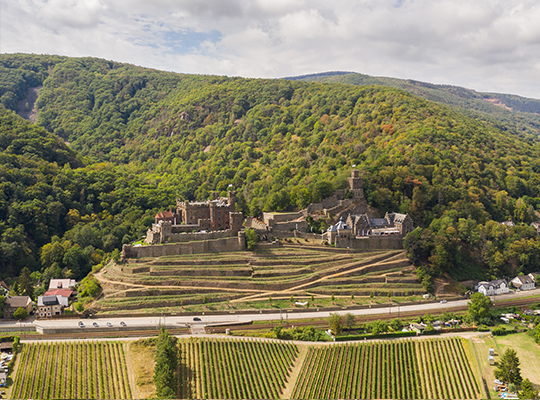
{"left": 2, "top": 0, "right": 540, "bottom": 98}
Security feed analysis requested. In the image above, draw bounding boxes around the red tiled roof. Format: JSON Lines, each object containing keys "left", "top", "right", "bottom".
{"left": 155, "top": 210, "right": 174, "bottom": 219}
{"left": 44, "top": 289, "right": 73, "bottom": 297}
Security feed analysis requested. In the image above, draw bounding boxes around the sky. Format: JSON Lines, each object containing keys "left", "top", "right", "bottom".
{"left": 2, "top": 0, "right": 540, "bottom": 99}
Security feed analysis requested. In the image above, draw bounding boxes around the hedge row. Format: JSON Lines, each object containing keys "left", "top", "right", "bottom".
{"left": 335, "top": 331, "right": 417, "bottom": 341}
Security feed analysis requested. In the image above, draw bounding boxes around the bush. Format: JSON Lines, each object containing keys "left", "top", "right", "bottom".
{"left": 492, "top": 326, "right": 517, "bottom": 336}
{"left": 335, "top": 331, "right": 416, "bottom": 341}
{"left": 13, "top": 307, "right": 29, "bottom": 320}
{"left": 477, "top": 324, "right": 490, "bottom": 332}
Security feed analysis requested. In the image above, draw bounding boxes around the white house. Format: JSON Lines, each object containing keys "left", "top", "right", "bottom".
{"left": 476, "top": 279, "right": 509, "bottom": 296}
{"left": 511, "top": 275, "right": 535, "bottom": 291}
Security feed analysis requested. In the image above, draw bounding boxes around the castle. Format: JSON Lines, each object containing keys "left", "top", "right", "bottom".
{"left": 122, "top": 170, "right": 413, "bottom": 258}
{"left": 145, "top": 191, "right": 243, "bottom": 244}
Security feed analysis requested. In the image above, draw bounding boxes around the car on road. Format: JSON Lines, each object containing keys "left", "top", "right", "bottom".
{"left": 106, "top": 322, "right": 113, "bottom": 327}
{"left": 92, "top": 322, "right": 98, "bottom": 327}
{"left": 120, "top": 321, "right": 126, "bottom": 327}
{"left": 78, "top": 321, "right": 84, "bottom": 328}
{"left": 193, "top": 317, "right": 201, "bottom": 321}
{"left": 440, "top": 300, "right": 447, "bottom": 303}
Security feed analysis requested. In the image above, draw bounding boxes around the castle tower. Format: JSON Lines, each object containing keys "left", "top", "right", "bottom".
{"left": 209, "top": 202, "right": 217, "bottom": 230}
{"left": 159, "top": 220, "right": 172, "bottom": 243}
{"left": 228, "top": 190, "right": 236, "bottom": 212}
{"left": 348, "top": 170, "right": 367, "bottom": 208}
{"left": 229, "top": 212, "right": 244, "bottom": 234}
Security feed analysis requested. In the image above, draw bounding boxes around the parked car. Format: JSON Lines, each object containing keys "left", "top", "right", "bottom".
{"left": 92, "top": 322, "right": 98, "bottom": 327}
{"left": 106, "top": 322, "right": 113, "bottom": 327}
{"left": 78, "top": 321, "right": 84, "bottom": 328}
{"left": 120, "top": 321, "right": 126, "bottom": 327}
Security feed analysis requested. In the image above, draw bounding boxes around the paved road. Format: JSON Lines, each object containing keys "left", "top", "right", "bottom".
{"left": 2, "top": 287, "right": 538, "bottom": 332}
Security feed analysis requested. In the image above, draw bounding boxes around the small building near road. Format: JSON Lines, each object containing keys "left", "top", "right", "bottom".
{"left": 511, "top": 274, "right": 535, "bottom": 291}
{"left": 476, "top": 279, "right": 509, "bottom": 296}
{"left": 37, "top": 295, "right": 69, "bottom": 318}
{"left": 3, "top": 296, "right": 33, "bottom": 319}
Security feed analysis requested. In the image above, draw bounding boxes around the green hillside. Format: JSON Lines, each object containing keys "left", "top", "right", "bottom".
{"left": 1, "top": 53, "right": 540, "bottom": 291}
{"left": 286, "top": 71, "right": 540, "bottom": 140}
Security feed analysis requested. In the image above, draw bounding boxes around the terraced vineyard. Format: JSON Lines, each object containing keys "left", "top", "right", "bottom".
{"left": 95, "top": 246, "right": 422, "bottom": 313}
{"left": 10, "top": 341, "right": 132, "bottom": 399}
{"left": 177, "top": 337, "right": 298, "bottom": 399}
{"left": 291, "top": 338, "right": 481, "bottom": 400}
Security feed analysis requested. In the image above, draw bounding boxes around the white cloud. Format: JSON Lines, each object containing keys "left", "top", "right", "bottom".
{"left": 2, "top": 0, "right": 540, "bottom": 98}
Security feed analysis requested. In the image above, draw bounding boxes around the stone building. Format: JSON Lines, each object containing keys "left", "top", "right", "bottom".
{"left": 323, "top": 217, "right": 352, "bottom": 245}
{"left": 146, "top": 191, "right": 243, "bottom": 244}
{"left": 37, "top": 294, "right": 69, "bottom": 317}
{"left": 3, "top": 296, "right": 33, "bottom": 319}
{"left": 346, "top": 212, "right": 413, "bottom": 237}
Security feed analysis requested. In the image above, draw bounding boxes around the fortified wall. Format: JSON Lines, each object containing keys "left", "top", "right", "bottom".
{"left": 123, "top": 231, "right": 246, "bottom": 259}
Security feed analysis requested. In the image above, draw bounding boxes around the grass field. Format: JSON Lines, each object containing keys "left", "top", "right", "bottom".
{"left": 494, "top": 333, "right": 540, "bottom": 390}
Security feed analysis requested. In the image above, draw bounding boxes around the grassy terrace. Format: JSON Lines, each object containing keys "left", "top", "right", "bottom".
{"left": 95, "top": 247, "right": 419, "bottom": 314}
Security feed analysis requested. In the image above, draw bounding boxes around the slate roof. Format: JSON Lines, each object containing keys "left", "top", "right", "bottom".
{"left": 328, "top": 217, "right": 351, "bottom": 232}
{"left": 513, "top": 275, "right": 534, "bottom": 285}
{"left": 478, "top": 279, "right": 508, "bottom": 290}
{"left": 369, "top": 218, "right": 390, "bottom": 227}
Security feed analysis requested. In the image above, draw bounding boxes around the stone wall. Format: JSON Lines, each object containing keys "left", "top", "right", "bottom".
{"left": 165, "top": 229, "right": 233, "bottom": 243}
{"left": 336, "top": 235, "right": 403, "bottom": 250}
{"left": 123, "top": 233, "right": 245, "bottom": 259}
{"left": 262, "top": 211, "right": 304, "bottom": 225}
{"left": 271, "top": 220, "right": 309, "bottom": 232}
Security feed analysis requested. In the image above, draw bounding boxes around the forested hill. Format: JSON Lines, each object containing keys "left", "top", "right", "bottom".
{"left": 2, "top": 53, "right": 540, "bottom": 288}
{"left": 286, "top": 71, "right": 540, "bottom": 140}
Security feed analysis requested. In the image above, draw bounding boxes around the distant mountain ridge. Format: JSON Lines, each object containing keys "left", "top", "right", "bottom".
{"left": 284, "top": 71, "right": 540, "bottom": 139}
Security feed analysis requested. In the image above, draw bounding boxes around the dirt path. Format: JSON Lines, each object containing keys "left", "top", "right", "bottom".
{"left": 281, "top": 343, "right": 309, "bottom": 399}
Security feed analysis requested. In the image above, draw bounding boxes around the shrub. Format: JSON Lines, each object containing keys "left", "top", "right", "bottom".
{"left": 13, "top": 307, "right": 29, "bottom": 320}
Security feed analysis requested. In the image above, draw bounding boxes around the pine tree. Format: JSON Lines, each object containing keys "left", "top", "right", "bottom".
{"left": 519, "top": 378, "right": 539, "bottom": 399}
{"left": 495, "top": 349, "right": 522, "bottom": 385}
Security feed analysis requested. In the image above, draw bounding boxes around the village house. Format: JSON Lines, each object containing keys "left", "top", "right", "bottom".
{"left": 37, "top": 295, "right": 69, "bottom": 317}
{"left": 511, "top": 274, "right": 536, "bottom": 291}
{"left": 476, "top": 279, "right": 510, "bottom": 296}
{"left": 3, "top": 296, "right": 33, "bottom": 319}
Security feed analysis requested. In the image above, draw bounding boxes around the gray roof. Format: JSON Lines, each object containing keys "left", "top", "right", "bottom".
{"left": 513, "top": 275, "right": 534, "bottom": 285}
{"left": 328, "top": 217, "right": 351, "bottom": 232}
{"left": 369, "top": 218, "right": 390, "bottom": 227}
{"left": 5, "top": 296, "right": 32, "bottom": 308}
{"left": 478, "top": 279, "right": 508, "bottom": 290}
